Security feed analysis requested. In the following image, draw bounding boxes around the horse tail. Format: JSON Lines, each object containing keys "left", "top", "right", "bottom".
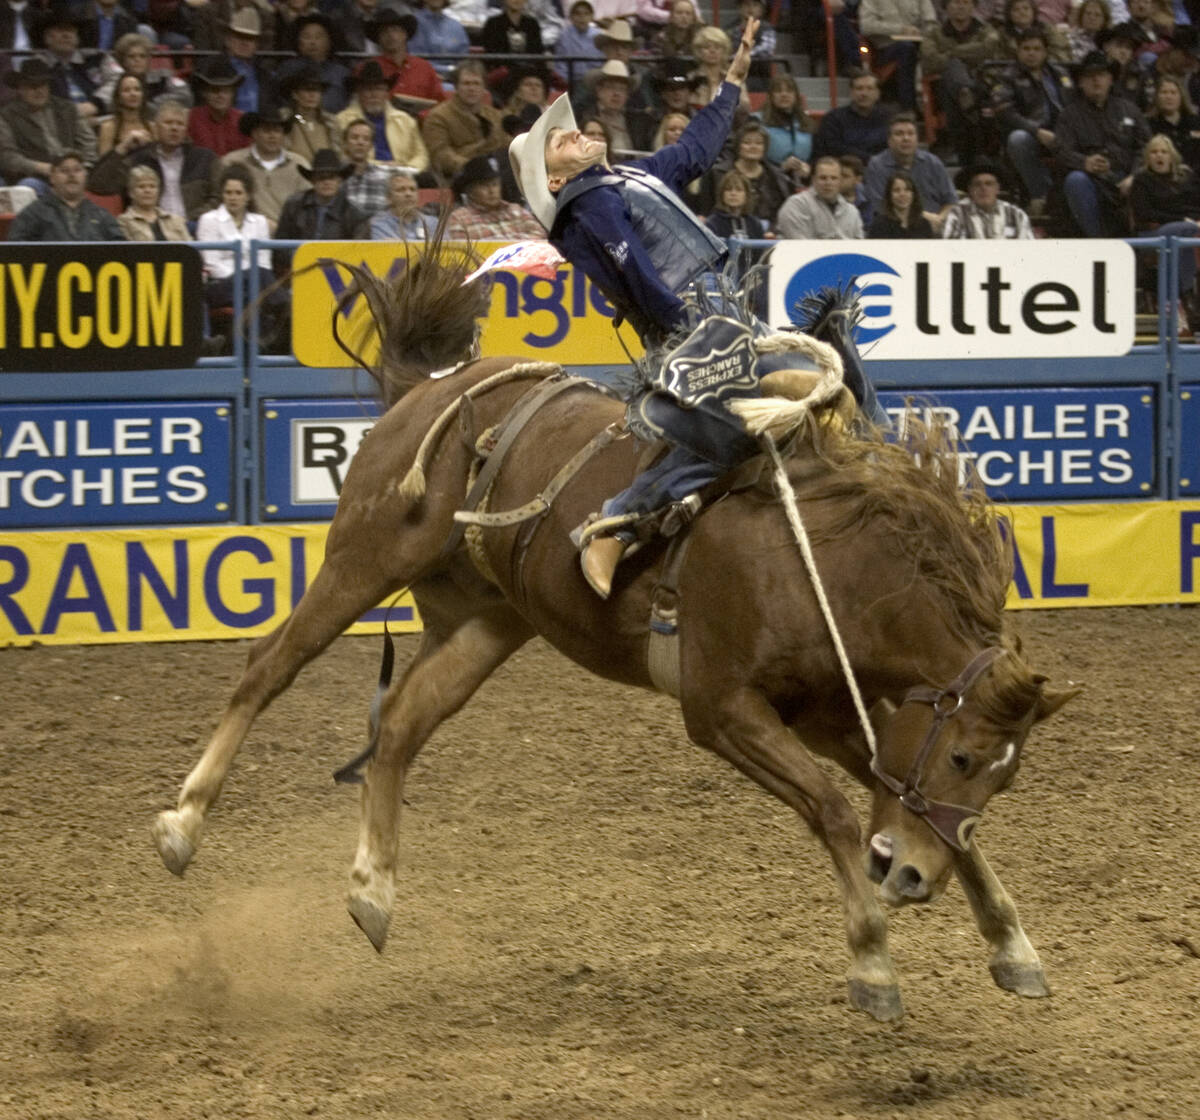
{"left": 323, "top": 216, "right": 491, "bottom": 410}
{"left": 794, "top": 284, "right": 886, "bottom": 428}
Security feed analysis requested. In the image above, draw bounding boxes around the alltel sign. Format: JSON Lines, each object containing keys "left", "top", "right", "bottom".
{"left": 768, "top": 240, "right": 1135, "bottom": 360}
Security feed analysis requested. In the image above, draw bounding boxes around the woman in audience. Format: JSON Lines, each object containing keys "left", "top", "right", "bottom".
{"left": 96, "top": 33, "right": 192, "bottom": 111}
{"left": 699, "top": 122, "right": 789, "bottom": 225}
{"left": 97, "top": 74, "right": 155, "bottom": 157}
{"left": 1132, "top": 134, "right": 1200, "bottom": 315}
{"left": 868, "top": 171, "right": 935, "bottom": 237}
{"left": 1146, "top": 76, "right": 1200, "bottom": 171}
{"left": 1067, "top": 0, "right": 1111, "bottom": 62}
{"left": 705, "top": 169, "right": 769, "bottom": 239}
{"left": 758, "top": 74, "right": 813, "bottom": 190}
{"left": 650, "top": 111, "right": 688, "bottom": 151}
{"left": 656, "top": 0, "right": 704, "bottom": 58}
{"left": 118, "top": 164, "right": 191, "bottom": 241}
{"left": 690, "top": 26, "right": 737, "bottom": 106}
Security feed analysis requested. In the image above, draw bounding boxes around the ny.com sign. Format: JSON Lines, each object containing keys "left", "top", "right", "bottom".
{"left": 768, "top": 240, "right": 1135, "bottom": 360}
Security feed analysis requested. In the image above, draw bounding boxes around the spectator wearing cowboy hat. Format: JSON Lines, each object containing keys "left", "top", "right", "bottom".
{"left": 341, "top": 0, "right": 385, "bottom": 54}
{"left": 215, "top": 104, "right": 310, "bottom": 223}
{"left": 8, "top": 149, "right": 125, "bottom": 239}
{"left": 446, "top": 152, "right": 546, "bottom": 239}
{"left": 335, "top": 60, "right": 431, "bottom": 172}
{"left": 188, "top": 56, "right": 250, "bottom": 157}
{"left": 221, "top": 6, "right": 271, "bottom": 114}
{"left": 36, "top": 3, "right": 104, "bottom": 118}
{"left": 500, "top": 63, "right": 552, "bottom": 130}
{"left": 1098, "top": 23, "right": 1155, "bottom": 111}
{"left": 274, "top": 148, "right": 367, "bottom": 265}
{"left": 941, "top": 157, "right": 1035, "bottom": 237}
{"left": 649, "top": 57, "right": 700, "bottom": 117}
{"left": 578, "top": 60, "right": 654, "bottom": 156}
{"left": 554, "top": 0, "right": 604, "bottom": 85}
{"left": 363, "top": 6, "right": 447, "bottom": 105}
{"left": 411, "top": 0, "right": 471, "bottom": 81}
{"left": 274, "top": 13, "right": 351, "bottom": 114}
{"left": 0, "top": 57, "right": 98, "bottom": 191}
{"left": 420, "top": 57, "right": 508, "bottom": 178}
{"left": 280, "top": 63, "right": 342, "bottom": 165}
{"left": 1055, "top": 48, "right": 1150, "bottom": 234}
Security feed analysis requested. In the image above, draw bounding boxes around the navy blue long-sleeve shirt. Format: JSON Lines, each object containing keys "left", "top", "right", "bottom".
{"left": 550, "top": 81, "right": 739, "bottom": 342}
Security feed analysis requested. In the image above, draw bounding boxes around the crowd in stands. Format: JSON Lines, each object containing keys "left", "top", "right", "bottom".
{"left": 2, "top": 0, "right": 1199, "bottom": 342}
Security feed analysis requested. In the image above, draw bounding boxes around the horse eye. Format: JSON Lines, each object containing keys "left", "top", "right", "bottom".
{"left": 949, "top": 748, "right": 971, "bottom": 773}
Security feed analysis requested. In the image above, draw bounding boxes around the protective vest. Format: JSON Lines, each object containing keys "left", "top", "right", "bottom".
{"left": 556, "top": 165, "right": 728, "bottom": 298}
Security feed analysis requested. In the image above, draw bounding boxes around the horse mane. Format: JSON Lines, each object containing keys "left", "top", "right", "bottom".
{"left": 329, "top": 216, "right": 490, "bottom": 410}
{"left": 793, "top": 416, "right": 1014, "bottom": 656}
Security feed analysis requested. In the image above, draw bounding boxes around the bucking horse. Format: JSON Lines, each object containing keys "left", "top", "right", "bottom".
{"left": 153, "top": 238, "right": 1079, "bottom": 1022}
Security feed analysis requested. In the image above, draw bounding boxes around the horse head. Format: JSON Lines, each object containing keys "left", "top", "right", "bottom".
{"left": 864, "top": 648, "right": 1080, "bottom": 907}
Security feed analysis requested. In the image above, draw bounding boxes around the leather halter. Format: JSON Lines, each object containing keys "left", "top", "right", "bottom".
{"left": 870, "top": 646, "right": 1008, "bottom": 853}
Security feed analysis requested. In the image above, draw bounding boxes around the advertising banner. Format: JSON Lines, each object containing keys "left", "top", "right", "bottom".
{"left": 881, "top": 386, "right": 1156, "bottom": 501}
{"left": 290, "top": 241, "right": 642, "bottom": 369}
{"left": 0, "top": 401, "right": 235, "bottom": 528}
{"left": 1180, "top": 385, "right": 1199, "bottom": 496}
{"left": 0, "top": 523, "right": 419, "bottom": 646}
{"left": 2, "top": 504, "right": 1198, "bottom": 645}
{"left": 260, "top": 398, "right": 381, "bottom": 520}
{"left": 0, "top": 243, "right": 204, "bottom": 371}
{"left": 768, "top": 240, "right": 1136, "bottom": 360}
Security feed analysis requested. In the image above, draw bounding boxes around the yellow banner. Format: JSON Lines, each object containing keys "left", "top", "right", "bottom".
{"left": 290, "top": 241, "right": 643, "bottom": 369}
{"left": 0, "top": 523, "right": 419, "bottom": 647}
{"left": 1, "top": 503, "right": 1197, "bottom": 645}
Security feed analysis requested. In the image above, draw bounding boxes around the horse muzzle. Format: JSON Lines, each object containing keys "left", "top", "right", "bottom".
{"left": 867, "top": 832, "right": 937, "bottom": 906}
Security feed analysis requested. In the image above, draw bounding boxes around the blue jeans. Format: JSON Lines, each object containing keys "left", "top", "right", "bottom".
{"left": 1006, "top": 130, "right": 1052, "bottom": 201}
{"left": 1063, "top": 171, "right": 1105, "bottom": 236}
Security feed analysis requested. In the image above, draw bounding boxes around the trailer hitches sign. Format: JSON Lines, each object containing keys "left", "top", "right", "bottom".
{"left": 768, "top": 240, "right": 1135, "bottom": 360}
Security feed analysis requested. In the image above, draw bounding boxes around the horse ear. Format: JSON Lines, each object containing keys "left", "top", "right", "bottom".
{"left": 1034, "top": 680, "right": 1083, "bottom": 722}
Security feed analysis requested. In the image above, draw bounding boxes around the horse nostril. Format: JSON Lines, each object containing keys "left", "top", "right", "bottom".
{"left": 868, "top": 834, "right": 893, "bottom": 883}
{"left": 895, "top": 864, "right": 926, "bottom": 897}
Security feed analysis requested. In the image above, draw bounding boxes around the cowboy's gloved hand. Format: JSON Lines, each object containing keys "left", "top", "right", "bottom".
{"left": 725, "top": 18, "right": 758, "bottom": 87}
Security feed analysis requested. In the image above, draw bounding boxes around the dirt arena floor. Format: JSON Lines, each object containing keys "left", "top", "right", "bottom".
{"left": 1, "top": 606, "right": 1198, "bottom": 1120}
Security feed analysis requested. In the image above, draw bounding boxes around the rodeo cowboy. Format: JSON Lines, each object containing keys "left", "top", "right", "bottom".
{"left": 509, "top": 19, "right": 882, "bottom": 599}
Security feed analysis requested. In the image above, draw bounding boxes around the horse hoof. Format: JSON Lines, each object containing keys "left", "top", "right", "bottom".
{"left": 348, "top": 894, "right": 390, "bottom": 953}
{"left": 990, "top": 960, "right": 1050, "bottom": 998}
{"left": 847, "top": 978, "right": 904, "bottom": 1021}
{"left": 152, "top": 812, "right": 195, "bottom": 877}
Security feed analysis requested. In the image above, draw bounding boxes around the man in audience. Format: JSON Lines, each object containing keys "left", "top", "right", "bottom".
{"left": 582, "top": 60, "right": 653, "bottom": 155}
{"left": 446, "top": 153, "right": 545, "bottom": 239}
{"left": 37, "top": 3, "right": 103, "bottom": 118}
{"left": 90, "top": 97, "right": 216, "bottom": 220}
{"left": 812, "top": 70, "right": 892, "bottom": 163}
{"left": 838, "top": 153, "right": 869, "bottom": 218}
{"left": 336, "top": 60, "right": 430, "bottom": 174}
{"left": 942, "top": 157, "right": 1034, "bottom": 237}
{"left": 275, "top": 148, "right": 367, "bottom": 262}
{"left": 578, "top": 18, "right": 650, "bottom": 116}
{"left": 555, "top": 0, "right": 603, "bottom": 86}
{"left": 919, "top": 0, "right": 1004, "bottom": 164}
{"left": 365, "top": 6, "right": 447, "bottom": 104}
{"left": 188, "top": 56, "right": 250, "bottom": 158}
{"left": 0, "top": 57, "right": 97, "bottom": 190}
{"left": 858, "top": 0, "right": 938, "bottom": 110}
{"left": 217, "top": 105, "right": 310, "bottom": 224}
{"left": 222, "top": 6, "right": 269, "bottom": 114}
{"left": 421, "top": 58, "right": 507, "bottom": 179}
{"left": 341, "top": 116, "right": 396, "bottom": 216}
{"left": 78, "top": 0, "right": 138, "bottom": 53}
{"left": 991, "top": 27, "right": 1070, "bottom": 217}
{"left": 1055, "top": 49, "right": 1149, "bottom": 236}
{"left": 776, "top": 155, "right": 864, "bottom": 238}
{"left": 9, "top": 149, "right": 124, "bottom": 238}
{"left": 411, "top": 0, "right": 470, "bottom": 81}
{"left": 864, "top": 112, "right": 957, "bottom": 229}
{"left": 369, "top": 168, "right": 438, "bottom": 238}
{"left": 650, "top": 58, "right": 699, "bottom": 117}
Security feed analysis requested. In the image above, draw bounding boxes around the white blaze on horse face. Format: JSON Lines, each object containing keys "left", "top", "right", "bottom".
{"left": 988, "top": 740, "right": 1016, "bottom": 775}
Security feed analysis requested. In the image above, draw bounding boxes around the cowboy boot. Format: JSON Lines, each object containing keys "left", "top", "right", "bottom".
{"left": 580, "top": 536, "right": 627, "bottom": 599}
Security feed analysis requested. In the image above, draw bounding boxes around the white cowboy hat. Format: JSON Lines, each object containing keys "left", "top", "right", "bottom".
{"left": 595, "top": 19, "right": 634, "bottom": 47}
{"left": 508, "top": 92, "right": 576, "bottom": 232}
{"left": 226, "top": 7, "right": 263, "bottom": 37}
{"left": 584, "top": 57, "right": 635, "bottom": 91}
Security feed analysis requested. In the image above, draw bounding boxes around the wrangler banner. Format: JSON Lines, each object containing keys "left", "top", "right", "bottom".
{"left": 290, "top": 241, "right": 643, "bottom": 368}
{"left": 1, "top": 504, "right": 1197, "bottom": 645}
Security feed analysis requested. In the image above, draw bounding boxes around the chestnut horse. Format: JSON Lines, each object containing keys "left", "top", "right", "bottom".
{"left": 153, "top": 245, "right": 1079, "bottom": 1022}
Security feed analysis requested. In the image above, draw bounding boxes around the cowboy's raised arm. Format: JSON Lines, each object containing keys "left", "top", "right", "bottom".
{"left": 724, "top": 18, "right": 759, "bottom": 89}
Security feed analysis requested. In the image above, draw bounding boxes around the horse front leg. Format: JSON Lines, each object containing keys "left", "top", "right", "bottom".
{"left": 954, "top": 841, "right": 1050, "bottom": 998}
{"left": 348, "top": 603, "right": 534, "bottom": 952}
{"left": 152, "top": 559, "right": 394, "bottom": 876}
{"left": 691, "top": 688, "right": 903, "bottom": 1021}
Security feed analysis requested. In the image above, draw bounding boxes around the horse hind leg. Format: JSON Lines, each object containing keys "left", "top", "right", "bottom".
{"left": 954, "top": 841, "right": 1050, "bottom": 998}
{"left": 152, "top": 558, "right": 396, "bottom": 876}
{"left": 348, "top": 602, "right": 534, "bottom": 952}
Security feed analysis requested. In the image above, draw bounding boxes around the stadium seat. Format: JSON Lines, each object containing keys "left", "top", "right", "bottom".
{"left": 86, "top": 191, "right": 123, "bottom": 216}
